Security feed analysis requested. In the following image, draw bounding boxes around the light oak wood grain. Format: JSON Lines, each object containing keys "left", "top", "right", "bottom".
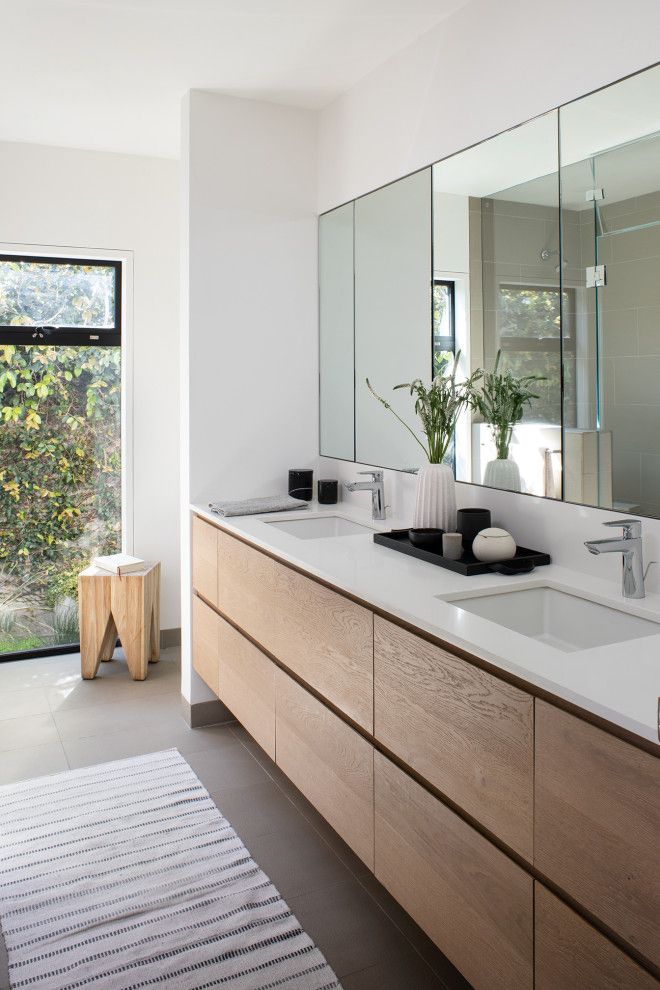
{"left": 374, "top": 616, "right": 534, "bottom": 859}
{"left": 192, "top": 516, "right": 218, "bottom": 606}
{"left": 374, "top": 752, "right": 533, "bottom": 990}
{"left": 535, "top": 884, "right": 658, "bottom": 990}
{"left": 218, "top": 614, "right": 275, "bottom": 760}
{"left": 192, "top": 594, "right": 220, "bottom": 695}
{"left": 535, "top": 701, "right": 660, "bottom": 967}
{"left": 78, "top": 563, "right": 160, "bottom": 680}
{"left": 214, "top": 527, "right": 374, "bottom": 732}
{"left": 276, "top": 668, "right": 374, "bottom": 868}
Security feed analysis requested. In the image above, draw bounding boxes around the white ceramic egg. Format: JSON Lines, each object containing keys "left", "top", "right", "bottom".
{"left": 472, "top": 527, "right": 516, "bottom": 562}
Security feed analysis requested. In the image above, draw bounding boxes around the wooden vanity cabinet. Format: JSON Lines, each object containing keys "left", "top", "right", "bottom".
{"left": 374, "top": 616, "right": 534, "bottom": 859}
{"left": 535, "top": 884, "right": 659, "bottom": 990}
{"left": 275, "top": 669, "right": 374, "bottom": 869}
{"left": 374, "top": 751, "right": 534, "bottom": 990}
{"left": 214, "top": 527, "right": 374, "bottom": 731}
{"left": 535, "top": 701, "right": 660, "bottom": 968}
{"left": 217, "top": 612, "right": 276, "bottom": 760}
{"left": 192, "top": 594, "right": 220, "bottom": 693}
{"left": 192, "top": 516, "right": 218, "bottom": 606}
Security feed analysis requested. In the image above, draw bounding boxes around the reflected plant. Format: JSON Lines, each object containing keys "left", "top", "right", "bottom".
{"left": 367, "top": 352, "right": 482, "bottom": 464}
{"left": 472, "top": 350, "right": 545, "bottom": 460}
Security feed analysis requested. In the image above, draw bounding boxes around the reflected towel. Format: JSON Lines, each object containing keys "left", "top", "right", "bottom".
{"left": 208, "top": 494, "right": 309, "bottom": 517}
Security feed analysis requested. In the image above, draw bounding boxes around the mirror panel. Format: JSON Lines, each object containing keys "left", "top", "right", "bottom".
{"left": 560, "top": 63, "right": 660, "bottom": 517}
{"left": 319, "top": 202, "right": 355, "bottom": 460}
{"left": 433, "top": 111, "right": 561, "bottom": 496}
{"left": 318, "top": 62, "right": 660, "bottom": 519}
{"left": 354, "top": 168, "right": 432, "bottom": 470}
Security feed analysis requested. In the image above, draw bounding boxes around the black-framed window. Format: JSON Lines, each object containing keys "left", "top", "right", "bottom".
{"left": 432, "top": 278, "right": 456, "bottom": 377}
{"left": 496, "top": 283, "right": 576, "bottom": 427}
{"left": 0, "top": 255, "right": 121, "bottom": 346}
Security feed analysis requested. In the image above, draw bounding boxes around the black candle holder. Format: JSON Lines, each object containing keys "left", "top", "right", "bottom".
{"left": 288, "top": 468, "right": 313, "bottom": 501}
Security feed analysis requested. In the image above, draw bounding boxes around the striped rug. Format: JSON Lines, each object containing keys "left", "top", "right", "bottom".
{"left": 0, "top": 749, "right": 342, "bottom": 989}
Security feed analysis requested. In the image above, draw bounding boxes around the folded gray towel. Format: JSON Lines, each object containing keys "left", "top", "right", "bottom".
{"left": 208, "top": 495, "right": 309, "bottom": 517}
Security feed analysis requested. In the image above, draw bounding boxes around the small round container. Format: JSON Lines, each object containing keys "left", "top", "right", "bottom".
{"left": 472, "top": 527, "right": 517, "bottom": 562}
{"left": 457, "top": 508, "right": 491, "bottom": 549}
{"left": 442, "top": 532, "right": 464, "bottom": 561}
{"left": 288, "top": 468, "right": 313, "bottom": 501}
{"left": 409, "top": 528, "right": 444, "bottom": 552}
{"left": 317, "top": 479, "right": 338, "bottom": 505}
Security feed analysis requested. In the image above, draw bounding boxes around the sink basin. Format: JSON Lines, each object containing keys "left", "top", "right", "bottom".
{"left": 445, "top": 585, "right": 660, "bottom": 653}
{"left": 264, "top": 514, "right": 375, "bottom": 540}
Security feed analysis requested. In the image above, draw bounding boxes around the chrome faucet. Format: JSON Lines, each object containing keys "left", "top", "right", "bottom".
{"left": 584, "top": 519, "right": 645, "bottom": 599}
{"left": 344, "top": 470, "right": 386, "bottom": 521}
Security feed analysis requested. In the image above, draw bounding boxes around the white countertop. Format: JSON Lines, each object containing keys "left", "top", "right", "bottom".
{"left": 192, "top": 501, "right": 660, "bottom": 746}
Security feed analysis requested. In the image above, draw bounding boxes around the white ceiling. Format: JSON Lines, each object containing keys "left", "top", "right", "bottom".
{"left": 1, "top": 0, "right": 469, "bottom": 159}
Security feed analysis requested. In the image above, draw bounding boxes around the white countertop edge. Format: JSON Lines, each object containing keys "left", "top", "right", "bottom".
{"left": 191, "top": 502, "right": 660, "bottom": 748}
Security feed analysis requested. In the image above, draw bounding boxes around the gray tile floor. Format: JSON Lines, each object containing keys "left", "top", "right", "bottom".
{"left": 0, "top": 648, "right": 472, "bottom": 990}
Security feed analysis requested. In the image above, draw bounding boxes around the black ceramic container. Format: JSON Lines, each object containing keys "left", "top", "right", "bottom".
{"left": 409, "top": 528, "right": 444, "bottom": 551}
{"left": 317, "top": 479, "right": 338, "bottom": 505}
{"left": 288, "top": 468, "right": 313, "bottom": 501}
{"left": 457, "top": 508, "right": 491, "bottom": 548}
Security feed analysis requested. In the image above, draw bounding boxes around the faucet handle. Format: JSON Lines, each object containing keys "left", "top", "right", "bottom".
{"left": 358, "top": 470, "right": 383, "bottom": 480}
{"left": 603, "top": 518, "right": 642, "bottom": 539}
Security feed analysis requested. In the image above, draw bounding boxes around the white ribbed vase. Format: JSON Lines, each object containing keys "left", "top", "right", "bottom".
{"left": 483, "top": 457, "right": 521, "bottom": 493}
{"left": 413, "top": 463, "right": 456, "bottom": 531}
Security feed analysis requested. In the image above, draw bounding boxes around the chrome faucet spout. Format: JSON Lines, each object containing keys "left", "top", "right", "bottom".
{"left": 344, "top": 470, "right": 386, "bottom": 521}
{"left": 584, "top": 519, "right": 645, "bottom": 599}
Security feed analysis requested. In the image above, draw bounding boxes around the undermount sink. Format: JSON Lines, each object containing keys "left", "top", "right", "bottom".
{"left": 264, "top": 514, "right": 375, "bottom": 540}
{"left": 444, "top": 585, "right": 660, "bottom": 653}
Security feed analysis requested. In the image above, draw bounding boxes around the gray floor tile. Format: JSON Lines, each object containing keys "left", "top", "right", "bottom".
{"left": 0, "top": 686, "right": 51, "bottom": 721}
{"left": 0, "top": 713, "right": 60, "bottom": 753}
{"left": 53, "top": 692, "right": 184, "bottom": 740}
{"left": 340, "top": 948, "right": 450, "bottom": 990}
{"left": 0, "top": 741, "right": 69, "bottom": 785}
{"left": 288, "top": 877, "right": 432, "bottom": 981}
{"left": 47, "top": 670, "right": 177, "bottom": 712}
{"left": 62, "top": 719, "right": 239, "bottom": 768}
{"left": 185, "top": 738, "right": 272, "bottom": 792}
{"left": 247, "top": 819, "right": 354, "bottom": 900}
{"left": 209, "top": 779, "right": 305, "bottom": 841}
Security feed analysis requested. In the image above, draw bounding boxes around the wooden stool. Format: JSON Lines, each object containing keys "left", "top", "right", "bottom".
{"left": 78, "top": 562, "right": 160, "bottom": 680}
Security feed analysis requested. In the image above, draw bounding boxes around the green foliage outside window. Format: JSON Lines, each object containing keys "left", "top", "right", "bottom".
{"left": 0, "top": 344, "right": 121, "bottom": 651}
{"left": 0, "top": 259, "right": 116, "bottom": 328}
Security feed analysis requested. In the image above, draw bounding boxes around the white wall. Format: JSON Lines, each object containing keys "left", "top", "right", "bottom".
{"left": 0, "top": 141, "right": 181, "bottom": 629}
{"left": 181, "top": 91, "right": 318, "bottom": 703}
{"left": 318, "top": 0, "right": 660, "bottom": 213}
{"left": 318, "top": 0, "right": 660, "bottom": 589}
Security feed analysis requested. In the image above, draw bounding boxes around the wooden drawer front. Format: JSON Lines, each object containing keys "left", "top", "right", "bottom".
{"left": 215, "top": 528, "right": 374, "bottom": 732}
{"left": 535, "top": 701, "right": 660, "bottom": 966}
{"left": 374, "top": 616, "right": 534, "bottom": 859}
{"left": 218, "top": 615, "right": 275, "bottom": 761}
{"left": 275, "top": 668, "right": 374, "bottom": 869}
{"left": 192, "top": 595, "right": 220, "bottom": 693}
{"left": 535, "top": 884, "right": 658, "bottom": 990}
{"left": 374, "top": 752, "right": 533, "bottom": 990}
{"left": 192, "top": 516, "right": 218, "bottom": 605}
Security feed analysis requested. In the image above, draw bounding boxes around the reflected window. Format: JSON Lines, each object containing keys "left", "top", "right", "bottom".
{"left": 433, "top": 279, "right": 455, "bottom": 377}
{"left": 497, "top": 284, "right": 576, "bottom": 427}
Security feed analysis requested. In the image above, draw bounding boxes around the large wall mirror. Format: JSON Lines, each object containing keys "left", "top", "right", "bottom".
{"left": 319, "top": 61, "right": 660, "bottom": 518}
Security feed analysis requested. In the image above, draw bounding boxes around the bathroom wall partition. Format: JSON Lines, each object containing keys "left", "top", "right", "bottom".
{"left": 318, "top": 61, "right": 660, "bottom": 520}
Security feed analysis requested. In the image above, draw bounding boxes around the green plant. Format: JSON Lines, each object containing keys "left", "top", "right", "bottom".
{"left": 0, "top": 343, "right": 121, "bottom": 614}
{"left": 367, "top": 353, "right": 482, "bottom": 464}
{"left": 50, "top": 597, "right": 79, "bottom": 645}
{"left": 472, "top": 350, "right": 545, "bottom": 460}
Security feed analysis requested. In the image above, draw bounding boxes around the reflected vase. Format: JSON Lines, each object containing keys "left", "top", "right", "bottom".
{"left": 413, "top": 462, "right": 456, "bottom": 531}
{"left": 483, "top": 457, "right": 521, "bottom": 492}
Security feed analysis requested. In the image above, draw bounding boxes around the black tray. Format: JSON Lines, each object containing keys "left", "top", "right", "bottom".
{"left": 373, "top": 529, "right": 551, "bottom": 576}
